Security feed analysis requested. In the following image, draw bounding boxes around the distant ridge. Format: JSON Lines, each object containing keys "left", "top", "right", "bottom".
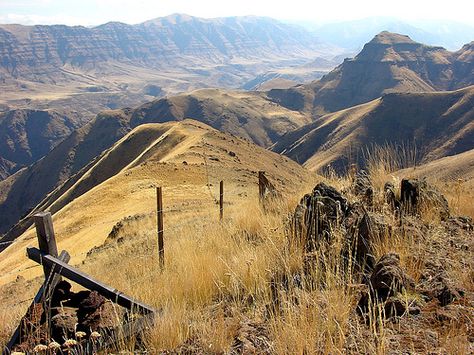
{"left": 271, "top": 85, "right": 474, "bottom": 172}
{"left": 0, "top": 14, "right": 337, "bottom": 118}
{"left": 267, "top": 31, "right": 474, "bottom": 116}
{"left": 0, "top": 14, "right": 327, "bottom": 80}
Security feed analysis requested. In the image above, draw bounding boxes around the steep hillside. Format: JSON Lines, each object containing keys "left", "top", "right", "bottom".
{"left": 267, "top": 32, "right": 474, "bottom": 116}
{"left": 272, "top": 86, "right": 474, "bottom": 172}
{"left": 130, "top": 89, "right": 311, "bottom": 147}
{"left": 0, "top": 109, "right": 86, "bottom": 178}
{"left": 0, "top": 109, "right": 132, "bottom": 236}
{"left": 0, "top": 88, "right": 311, "bottom": 237}
{"left": 397, "top": 148, "right": 474, "bottom": 187}
{"left": 0, "top": 119, "right": 312, "bottom": 283}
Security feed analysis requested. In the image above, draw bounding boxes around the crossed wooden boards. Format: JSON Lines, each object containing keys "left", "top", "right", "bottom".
{"left": 3, "top": 212, "right": 156, "bottom": 355}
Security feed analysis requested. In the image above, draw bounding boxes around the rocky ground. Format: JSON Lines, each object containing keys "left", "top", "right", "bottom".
{"left": 3, "top": 173, "right": 473, "bottom": 354}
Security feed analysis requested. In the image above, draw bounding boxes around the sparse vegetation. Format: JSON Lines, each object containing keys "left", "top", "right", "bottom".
{"left": 1, "top": 145, "right": 472, "bottom": 353}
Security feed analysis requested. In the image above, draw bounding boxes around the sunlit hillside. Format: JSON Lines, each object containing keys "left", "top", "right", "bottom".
{"left": 1, "top": 134, "right": 472, "bottom": 353}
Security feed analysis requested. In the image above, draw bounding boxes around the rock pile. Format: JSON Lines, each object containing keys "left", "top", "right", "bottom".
{"left": 291, "top": 174, "right": 470, "bottom": 326}
{"left": 293, "top": 182, "right": 389, "bottom": 273}
{"left": 13, "top": 280, "right": 121, "bottom": 353}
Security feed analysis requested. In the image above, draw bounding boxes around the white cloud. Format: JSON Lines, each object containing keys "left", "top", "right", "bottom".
{"left": 0, "top": 13, "right": 98, "bottom": 26}
{"left": 0, "top": 0, "right": 473, "bottom": 26}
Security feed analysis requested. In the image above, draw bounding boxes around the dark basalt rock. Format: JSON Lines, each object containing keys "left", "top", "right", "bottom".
{"left": 369, "top": 253, "right": 407, "bottom": 299}
{"left": 384, "top": 182, "right": 400, "bottom": 211}
{"left": 400, "top": 178, "right": 450, "bottom": 220}
{"left": 293, "top": 182, "right": 390, "bottom": 273}
{"left": 51, "top": 307, "right": 78, "bottom": 341}
{"left": 353, "top": 170, "right": 374, "bottom": 206}
{"left": 295, "top": 183, "right": 346, "bottom": 252}
{"left": 313, "top": 182, "right": 349, "bottom": 214}
{"left": 357, "top": 253, "right": 416, "bottom": 319}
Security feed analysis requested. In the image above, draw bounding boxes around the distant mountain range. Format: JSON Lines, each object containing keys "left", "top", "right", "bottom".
{"left": 268, "top": 32, "right": 474, "bottom": 116}
{"left": 297, "top": 17, "right": 474, "bottom": 51}
{"left": 0, "top": 14, "right": 328, "bottom": 78}
{"left": 0, "top": 14, "right": 341, "bottom": 119}
{"left": 0, "top": 31, "right": 473, "bottom": 242}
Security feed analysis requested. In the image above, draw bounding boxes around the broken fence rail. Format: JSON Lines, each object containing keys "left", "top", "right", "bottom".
{"left": 26, "top": 247, "right": 156, "bottom": 315}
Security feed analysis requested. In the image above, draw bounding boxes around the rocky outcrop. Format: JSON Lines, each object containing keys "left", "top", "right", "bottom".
{"left": 293, "top": 182, "right": 390, "bottom": 273}
{"left": 400, "top": 178, "right": 450, "bottom": 220}
{"left": 352, "top": 170, "right": 374, "bottom": 206}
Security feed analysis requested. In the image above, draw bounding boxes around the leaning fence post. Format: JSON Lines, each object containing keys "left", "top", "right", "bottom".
{"left": 258, "top": 171, "right": 266, "bottom": 205}
{"left": 33, "top": 212, "right": 59, "bottom": 278}
{"left": 219, "top": 180, "right": 224, "bottom": 221}
{"left": 156, "top": 187, "right": 164, "bottom": 269}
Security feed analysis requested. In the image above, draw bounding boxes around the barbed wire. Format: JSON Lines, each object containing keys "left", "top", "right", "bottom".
{"left": 203, "top": 154, "right": 219, "bottom": 204}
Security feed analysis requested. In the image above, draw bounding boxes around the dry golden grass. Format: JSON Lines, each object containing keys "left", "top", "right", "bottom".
{"left": 0, "top": 142, "right": 472, "bottom": 354}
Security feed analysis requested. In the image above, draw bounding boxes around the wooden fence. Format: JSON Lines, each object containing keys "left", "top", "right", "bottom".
{"left": 3, "top": 171, "right": 275, "bottom": 354}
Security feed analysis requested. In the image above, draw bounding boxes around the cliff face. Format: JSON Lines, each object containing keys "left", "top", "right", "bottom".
{"left": 267, "top": 32, "right": 474, "bottom": 116}
{"left": 0, "top": 15, "right": 325, "bottom": 80}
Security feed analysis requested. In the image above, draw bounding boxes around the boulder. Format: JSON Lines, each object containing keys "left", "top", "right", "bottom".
{"left": 78, "top": 300, "right": 121, "bottom": 332}
{"left": 384, "top": 182, "right": 399, "bottom": 211}
{"left": 352, "top": 170, "right": 374, "bottom": 206}
{"left": 294, "top": 182, "right": 349, "bottom": 252}
{"left": 357, "top": 253, "right": 415, "bottom": 319}
{"left": 344, "top": 205, "right": 392, "bottom": 272}
{"left": 51, "top": 307, "right": 78, "bottom": 341}
{"left": 400, "top": 178, "right": 450, "bottom": 220}
{"left": 313, "top": 182, "right": 349, "bottom": 213}
{"left": 370, "top": 253, "right": 407, "bottom": 299}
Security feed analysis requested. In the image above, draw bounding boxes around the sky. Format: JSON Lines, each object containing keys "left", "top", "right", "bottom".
{"left": 0, "top": 0, "right": 473, "bottom": 27}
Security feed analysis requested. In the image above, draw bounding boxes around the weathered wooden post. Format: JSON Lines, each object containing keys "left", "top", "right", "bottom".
{"left": 258, "top": 171, "right": 266, "bottom": 204}
{"left": 219, "top": 180, "right": 224, "bottom": 221}
{"left": 156, "top": 187, "right": 164, "bottom": 269}
{"left": 33, "top": 212, "right": 59, "bottom": 279}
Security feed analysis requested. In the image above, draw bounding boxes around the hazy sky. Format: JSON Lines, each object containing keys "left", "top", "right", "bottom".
{"left": 1, "top": 0, "right": 473, "bottom": 26}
